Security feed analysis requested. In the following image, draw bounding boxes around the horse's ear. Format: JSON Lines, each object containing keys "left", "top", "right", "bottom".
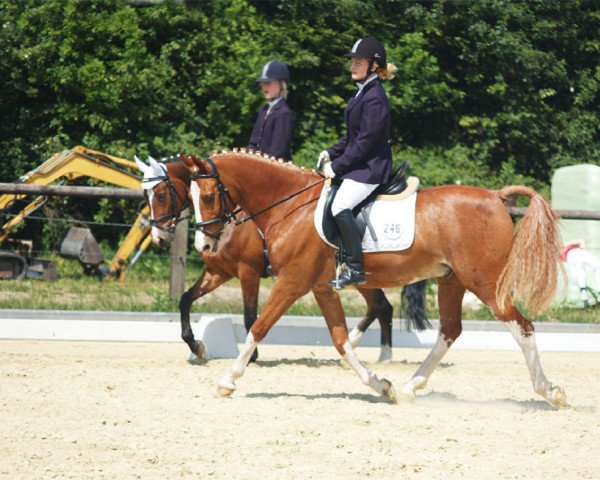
{"left": 148, "top": 157, "right": 164, "bottom": 176}
{"left": 179, "top": 153, "right": 200, "bottom": 173}
{"left": 134, "top": 155, "right": 149, "bottom": 174}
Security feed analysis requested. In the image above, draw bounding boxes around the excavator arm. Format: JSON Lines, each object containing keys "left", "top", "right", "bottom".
{"left": 0, "top": 146, "right": 152, "bottom": 280}
{"left": 105, "top": 207, "right": 152, "bottom": 281}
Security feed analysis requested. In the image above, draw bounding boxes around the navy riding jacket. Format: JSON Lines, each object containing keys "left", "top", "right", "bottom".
{"left": 247, "top": 99, "right": 293, "bottom": 161}
{"left": 326, "top": 79, "right": 392, "bottom": 184}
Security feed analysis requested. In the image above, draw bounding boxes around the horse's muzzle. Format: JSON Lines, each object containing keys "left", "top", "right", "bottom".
{"left": 152, "top": 227, "right": 173, "bottom": 249}
{"left": 206, "top": 238, "right": 219, "bottom": 253}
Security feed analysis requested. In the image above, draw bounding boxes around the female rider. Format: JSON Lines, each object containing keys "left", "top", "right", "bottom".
{"left": 247, "top": 60, "right": 293, "bottom": 162}
{"left": 318, "top": 37, "right": 397, "bottom": 288}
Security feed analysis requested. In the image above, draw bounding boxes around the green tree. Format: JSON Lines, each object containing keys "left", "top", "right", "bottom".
{"left": 1, "top": 0, "right": 598, "bottom": 249}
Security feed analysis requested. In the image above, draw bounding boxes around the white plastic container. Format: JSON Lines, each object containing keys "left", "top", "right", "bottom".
{"left": 552, "top": 164, "right": 600, "bottom": 305}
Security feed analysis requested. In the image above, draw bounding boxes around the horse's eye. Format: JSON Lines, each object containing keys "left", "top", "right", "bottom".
{"left": 157, "top": 192, "right": 167, "bottom": 201}
{"left": 202, "top": 194, "right": 215, "bottom": 203}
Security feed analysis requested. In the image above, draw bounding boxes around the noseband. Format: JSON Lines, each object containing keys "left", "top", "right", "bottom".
{"left": 144, "top": 168, "right": 191, "bottom": 234}
{"left": 190, "top": 157, "right": 240, "bottom": 241}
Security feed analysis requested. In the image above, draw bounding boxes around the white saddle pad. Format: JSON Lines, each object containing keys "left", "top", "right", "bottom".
{"left": 314, "top": 177, "right": 419, "bottom": 253}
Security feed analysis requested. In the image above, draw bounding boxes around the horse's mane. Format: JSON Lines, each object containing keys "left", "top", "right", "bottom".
{"left": 210, "top": 149, "right": 319, "bottom": 178}
{"left": 151, "top": 154, "right": 180, "bottom": 165}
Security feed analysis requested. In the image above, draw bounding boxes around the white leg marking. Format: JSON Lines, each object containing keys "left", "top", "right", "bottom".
{"left": 342, "top": 340, "right": 396, "bottom": 401}
{"left": 401, "top": 333, "right": 451, "bottom": 399}
{"left": 504, "top": 321, "right": 567, "bottom": 407}
{"left": 348, "top": 327, "right": 363, "bottom": 349}
{"left": 217, "top": 332, "right": 257, "bottom": 397}
{"left": 378, "top": 345, "right": 392, "bottom": 363}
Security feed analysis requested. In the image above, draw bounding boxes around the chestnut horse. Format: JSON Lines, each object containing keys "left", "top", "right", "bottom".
{"left": 181, "top": 150, "right": 567, "bottom": 408}
{"left": 135, "top": 156, "right": 425, "bottom": 363}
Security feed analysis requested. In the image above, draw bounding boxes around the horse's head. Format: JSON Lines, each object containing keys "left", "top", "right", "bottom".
{"left": 180, "top": 153, "right": 237, "bottom": 253}
{"left": 135, "top": 155, "right": 188, "bottom": 248}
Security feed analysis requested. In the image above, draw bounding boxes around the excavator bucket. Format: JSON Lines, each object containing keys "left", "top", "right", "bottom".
{"left": 26, "top": 258, "right": 57, "bottom": 281}
{"left": 0, "top": 146, "right": 151, "bottom": 281}
{"left": 59, "top": 227, "right": 105, "bottom": 274}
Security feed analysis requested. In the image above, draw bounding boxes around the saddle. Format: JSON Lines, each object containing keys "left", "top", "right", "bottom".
{"left": 322, "top": 160, "right": 410, "bottom": 248}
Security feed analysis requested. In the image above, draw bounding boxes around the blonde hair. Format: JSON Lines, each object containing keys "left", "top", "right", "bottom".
{"left": 280, "top": 80, "right": 288, "bottom": 99}
{"left": 378, "top": 62, "right": 397, "bottom": 81}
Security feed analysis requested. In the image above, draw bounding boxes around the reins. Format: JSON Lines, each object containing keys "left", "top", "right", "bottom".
{"left": 190, "top": 156, "right": 325, "bottom": 240}
{"left": 234, "top": 178, "right": 325, "bottom": 227}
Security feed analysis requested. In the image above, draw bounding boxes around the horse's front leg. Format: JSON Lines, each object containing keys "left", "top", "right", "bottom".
{"left": 312, "top": 285, "right": 396, "bottom": 402}
{"left": 217, "top": 275, "right": 308, "bottom": 397}
{"left": 180, "top": 269, "right": 232, "bottom": 363}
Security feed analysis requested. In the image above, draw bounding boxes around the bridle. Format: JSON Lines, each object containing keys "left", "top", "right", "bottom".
{"left": 190, "top": 157, "right": 240, "bottom": 241}
{"left": 144, "top": 165, "right": 192, "bottom": 234}
{"left": 191, "top": 157, "right": 325, "bottom": 242}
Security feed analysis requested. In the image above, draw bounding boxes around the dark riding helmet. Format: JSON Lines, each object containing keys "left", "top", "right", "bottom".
{"left": 256, "top": 60, "right": 290, "bottom": 83}
{"left": 345, "top": 37, "right": 387, "bottom": 69}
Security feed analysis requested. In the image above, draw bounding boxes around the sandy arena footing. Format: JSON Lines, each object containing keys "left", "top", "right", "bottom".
{"left": 0, "top": 340, "right": 598, "bottom": 479}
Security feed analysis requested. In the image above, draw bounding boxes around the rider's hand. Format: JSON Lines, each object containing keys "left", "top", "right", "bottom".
{"left": 316, "top": 150, "right": 330, "bottom": 170}
{"left": 322, "top": 161, "right": 336, "bottom": 179}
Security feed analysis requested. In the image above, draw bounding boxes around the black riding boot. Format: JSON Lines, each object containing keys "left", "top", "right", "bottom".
{"left": 329, "top": 209, "right": 366, "bottom": 289}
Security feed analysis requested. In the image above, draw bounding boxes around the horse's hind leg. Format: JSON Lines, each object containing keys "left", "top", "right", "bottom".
{"left": 179, "top": 269, "right": 232, "bottom": 363}
{"left": 352, "top": 288, "right": 393, "bottom": 362}
{"left": 401, "top": 275, "right": 465, "bottom": 400}
{"left": 487, "top": 300, "right": 567, "bottom": 408}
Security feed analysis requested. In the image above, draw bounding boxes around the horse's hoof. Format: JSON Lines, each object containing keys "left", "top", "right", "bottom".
{"left": 339, "top": 358, "right": 353, "bottom": 370}
{"left": 217, "top": 384, "right": 235, "bottom": 397}
{"left": 195, "top": 340, "right": 208, "bottom": 359}
{"left": 550, "top": 386, "right": 568, "bottom": 408}
{"left": 381, "top": 379, "right": 397, "bottom": 404}
{"left": 187, "top": 352, "right": 206, "bottom": 365}
{"left": 378, "top": 352, "right": 393, "bottom": 363}
{"left": 399, "top": 386, "right": 417, "bottom": 403}
{"left": 217, "top": 378, "right": 236, "bottom": 397}
{"left": 377, "top": 346, "right": 392, "bottom": 363}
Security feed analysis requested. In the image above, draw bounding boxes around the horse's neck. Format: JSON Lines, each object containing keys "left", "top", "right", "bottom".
{"left": 216, "top": 154, "right": 320, "bottom": 231}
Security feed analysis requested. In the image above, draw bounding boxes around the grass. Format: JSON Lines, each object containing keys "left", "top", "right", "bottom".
{"left": 0, "top": 254, "right": 598, "bottom": 323}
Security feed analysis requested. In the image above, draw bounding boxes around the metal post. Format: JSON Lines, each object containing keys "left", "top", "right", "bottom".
{"left": 169, "top": 217, "right": 188, "bottom": 300}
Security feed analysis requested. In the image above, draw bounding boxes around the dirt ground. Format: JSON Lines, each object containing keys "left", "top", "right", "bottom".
{"left": 0, "top": 340, "right": 598, "bottom": 480}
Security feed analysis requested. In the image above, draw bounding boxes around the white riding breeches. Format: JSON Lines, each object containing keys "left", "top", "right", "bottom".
{"left": 331, "top": 179, "right": 378, "bottom": 217}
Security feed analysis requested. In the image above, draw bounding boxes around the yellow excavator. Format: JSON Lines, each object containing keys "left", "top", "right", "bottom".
{"left": 0, "top": 146, "right": 152, "bottom": 280}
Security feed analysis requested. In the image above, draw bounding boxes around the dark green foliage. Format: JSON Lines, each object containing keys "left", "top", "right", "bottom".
{"left": 1, "top": 0, "right": 598, "bottom": 248}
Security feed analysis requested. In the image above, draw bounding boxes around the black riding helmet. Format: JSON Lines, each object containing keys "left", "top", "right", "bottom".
{"left": 256, "top": 60, "right": 290, "bottom": 83}
{"left": 345, "top": 37, "right": 387, "bottom": 72}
